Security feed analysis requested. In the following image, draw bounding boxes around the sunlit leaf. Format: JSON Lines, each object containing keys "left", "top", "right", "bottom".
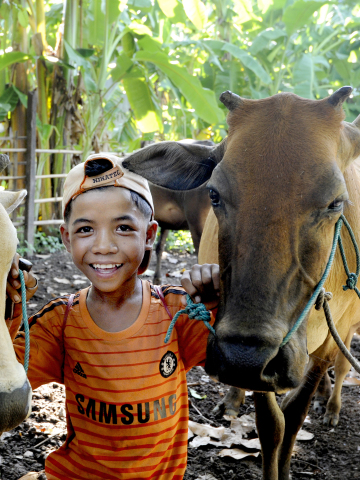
{"left": 17, "top": 7, "right": 28, "bottom": 28}
{"left": 137, "top": 36, "right": 162, "bottom": 53}
{"left": 0, "top": 87, "right": 19, "bottom": 111}
{"left": 0, "top": 51, "right": 32, "bottom": 71}
{"left": 183, "top": 0, "right": 207, "bottom": 30}
{"left": 158, "top": 0, "right": 178, "bottom": 17}
{"left": 333, "top": 57, "right": 353, "bottom": 80}
{"left": 110, "top": 54, "right": 133, "bottom": 82}
{"left": 258, "top": 0, "right": 273, "bottom": 14}
{"left": 129, "top": 22, "right": 153, "bottom": 36}
{"left": 283, "top": 0, "right": 328, "bottom": 36}
{"left": 135, "top": 50, "right": 224, "bottom": 124}
{"left": 293, "top": 54, "right": 314, "bottom": 98}
{"left": 123, "top": 69, "right": 161, "bottom": 133}
{"left": 12, "top": 85, "right": 27, "bottom": 107}
{"left": 250, "top": 28, "right": 287, "bottom": 55}
{"left": 64, "top": 40, "right": 91, "bottom": 68}
{"left": 233, "top": 0, "right": 253, "bottom": 23}
{"left": 222, "top": 43, "right": 272, "bottom": 84}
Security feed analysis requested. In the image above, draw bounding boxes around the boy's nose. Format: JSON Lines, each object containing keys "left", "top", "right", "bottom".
{"left": 92, "top": 233, "right": 118, "bottom": 254}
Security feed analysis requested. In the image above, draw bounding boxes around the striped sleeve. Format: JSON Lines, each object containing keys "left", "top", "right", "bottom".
{"left": 13, "top": 295, "right": 76, "bottom": 389}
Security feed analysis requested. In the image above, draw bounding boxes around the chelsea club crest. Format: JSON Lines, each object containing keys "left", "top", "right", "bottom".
{"left": 159, "top": 351, "right": 177, "bottom": 378}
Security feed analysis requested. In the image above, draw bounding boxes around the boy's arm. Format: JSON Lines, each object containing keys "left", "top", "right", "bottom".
{"left": 10, "top": 301, "right": 66, "bottom": 390}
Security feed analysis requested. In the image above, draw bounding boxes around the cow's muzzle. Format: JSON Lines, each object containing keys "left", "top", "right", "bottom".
{"left": 205, "top": 328, "right": 307, "bottom": 393}
{"left": 0, "top": 378, "right": 32, "bottom": 433}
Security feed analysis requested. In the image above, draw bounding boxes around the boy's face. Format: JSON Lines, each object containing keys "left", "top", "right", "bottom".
{"left": 60, "top": 187, "right": 157, "bottom": 293}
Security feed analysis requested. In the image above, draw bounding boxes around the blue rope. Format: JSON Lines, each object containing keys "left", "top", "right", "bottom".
{"left": 19, "top": 270, "right": 30, "bottom": 373}
{"left": 280, "top": 216, "right": 344, "bottom": 348}
{"left": 164, "top": 294, "right": 216, "bottom": 344}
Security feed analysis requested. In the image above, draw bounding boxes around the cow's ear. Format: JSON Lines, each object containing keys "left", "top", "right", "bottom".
{"left": 340, "top": 116, "right": 360, "bottom": 169}
{"left": 123, "top": 140, "right": 226, "bottom": 190}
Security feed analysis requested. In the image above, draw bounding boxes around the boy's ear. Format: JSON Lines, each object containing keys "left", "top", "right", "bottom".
{"left": 60, "top": 223, "right": 72, "bottom": 253}
{"left": 145, "top": 221, "right": 158, "bottom": 250}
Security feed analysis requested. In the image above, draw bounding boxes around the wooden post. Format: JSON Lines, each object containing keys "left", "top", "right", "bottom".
{"left": 24, "top": 90, "right": 37, "bottom": 257}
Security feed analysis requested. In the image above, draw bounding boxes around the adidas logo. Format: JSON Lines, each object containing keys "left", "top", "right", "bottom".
{"left": 73, "top": 362, "right": 87, "bottom": 379}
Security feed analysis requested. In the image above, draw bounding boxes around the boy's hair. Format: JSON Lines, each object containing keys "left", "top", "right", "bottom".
{"left": 64, "top": 159, "right": 152, "bottom": 223}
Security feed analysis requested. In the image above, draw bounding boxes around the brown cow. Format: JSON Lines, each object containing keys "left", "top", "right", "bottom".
{"left": 123, "top": 87, "right": 360, "bottom": 479}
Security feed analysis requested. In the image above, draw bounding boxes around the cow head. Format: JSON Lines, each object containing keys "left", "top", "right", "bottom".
{"left": 124, "top": 87, "right": 360, "bottom": 393}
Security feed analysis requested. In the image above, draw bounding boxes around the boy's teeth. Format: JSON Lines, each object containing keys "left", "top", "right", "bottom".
{"left": 93, "top": 264, "right": 120, "bottom": 269}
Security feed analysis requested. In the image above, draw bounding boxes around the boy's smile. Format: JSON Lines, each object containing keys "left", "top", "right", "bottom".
{"left": 60, "top": 187, "right": 157, "bottom": 299}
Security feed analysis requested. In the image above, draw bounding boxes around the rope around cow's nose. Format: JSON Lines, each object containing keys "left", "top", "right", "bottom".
{"left": 19, "top": 270, "right": 30, "bottom": 374}
{"left": 164, "top": 294, "right": 216, "bottom": 343}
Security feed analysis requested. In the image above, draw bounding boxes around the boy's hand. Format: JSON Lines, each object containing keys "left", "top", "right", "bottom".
{"left": 6, "top": 253, "right": 38, "bottom": 304}
{"left": 181, "top": 264, "right": 220, "bottom": 310}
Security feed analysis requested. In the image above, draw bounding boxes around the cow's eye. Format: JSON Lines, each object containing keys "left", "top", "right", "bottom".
{"left": 328, "top": 198, "right": 343, "bottom": 211}
{"left": 209, "top": 189, "right": 221, "bottom": 206}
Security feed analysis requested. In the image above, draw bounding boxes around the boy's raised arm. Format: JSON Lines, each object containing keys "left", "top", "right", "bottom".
{"left": 181, "top": 263, "right": 220, "bottom": 310}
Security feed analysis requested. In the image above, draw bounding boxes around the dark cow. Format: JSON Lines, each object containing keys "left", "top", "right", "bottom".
{"left": 123, "top": 87, "right": 360, "bottom": 479}
{"left": 148, "top": 139, "right": 213, "bottom": 284}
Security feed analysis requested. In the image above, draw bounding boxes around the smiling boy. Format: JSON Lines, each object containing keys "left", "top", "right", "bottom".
{"left": 7, "top": 153, "right": 219, "bottom": 480}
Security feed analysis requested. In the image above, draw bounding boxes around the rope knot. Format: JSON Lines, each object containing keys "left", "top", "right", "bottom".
{"left": 164, "top": 294, "right": 215, "bottom": 343}
{"left": 315, "top": 288, "right": 333, "bottom": 311}
{"left": 343, "top": 272, "right": 358, "bottom": 291}
{"left": 186, "top": 302, "right": 211, "bottom": 321}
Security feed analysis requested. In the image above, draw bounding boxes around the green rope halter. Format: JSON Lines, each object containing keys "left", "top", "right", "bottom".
{"left": 280, "top": 214, "right": 359, "bottom": 347}
{"left": 164, "top": 294, "right": 216, "bottom": 344}
{"left": 18, "top": 270, "right": 30, "bottom": 373}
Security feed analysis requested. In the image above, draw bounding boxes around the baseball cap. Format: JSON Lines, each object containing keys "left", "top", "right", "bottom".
{"left": 62, "top": 152, "right": 155, "bottom": 274}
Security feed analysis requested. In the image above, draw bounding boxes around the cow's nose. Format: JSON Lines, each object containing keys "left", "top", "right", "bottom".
{"left": 0, "top": 378, "right": 32, "bottom": 433}
{"left": 205, "top": 333, "right": 297, "bottom": 392}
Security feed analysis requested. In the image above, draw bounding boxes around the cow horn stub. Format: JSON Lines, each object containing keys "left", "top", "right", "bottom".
{"left": 219, "top": 91, "right": 243, "bottom": 111}
{"left": 0, "top": 154, "right": 10, "bottom": 174}
{"left": 328, "top": 86, "right": 353, "bottom": 108}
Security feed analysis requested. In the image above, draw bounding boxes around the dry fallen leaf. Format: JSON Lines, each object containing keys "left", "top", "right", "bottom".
{"left": 343, "top": 377, "right": 360, "bottom": 386}
{"left": 189, "top": 436, "right": 221, "bottom": 449}
{"left": 296, "top": 429, "right": 314, "bottom": 441}
{"left": 218, "top": 448, "right": 260, "bottom": 460}
{"left": 240, "top": 437, "right": 261, "bottom": 450}
{"left": 188, "top": 420, "right": 226, "bottom": 440}
{"left": 228, "top": 414, "right": 256, "bottom": 436}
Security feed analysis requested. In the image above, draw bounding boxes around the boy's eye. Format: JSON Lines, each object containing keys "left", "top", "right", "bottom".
{"left": 117, "top": 225, "right": 133, "bottom": 232}
{"left": 77, "top": 226, "right": 93, "bottom": 233}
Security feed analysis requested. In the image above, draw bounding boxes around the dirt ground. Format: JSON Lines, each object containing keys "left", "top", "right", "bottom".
{"left": 1, "top": 247, "right": 360, "bottom": 480}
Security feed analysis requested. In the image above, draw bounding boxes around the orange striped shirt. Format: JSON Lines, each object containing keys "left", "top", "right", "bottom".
{"left": 10, "top": 280, "right": 215, "bottom": 480}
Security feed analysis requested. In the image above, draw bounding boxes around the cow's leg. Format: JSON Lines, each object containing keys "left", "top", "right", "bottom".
{"left": 212, "top": 386, "right": 245, "bottom": 418}
{"left": 323, "top": 321, "right": 360, "bottom": 426}
{"left": 278, "top": 356, "right": 330, "bottom": 480}
{"left": 313, "top": 371, "right": 332, "bottom": 414}
{"left": 153, "top": 228, "right": 169, "bottom": 284}
{"left": 254, "top": 392, "right": 285, "bottom": 480}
